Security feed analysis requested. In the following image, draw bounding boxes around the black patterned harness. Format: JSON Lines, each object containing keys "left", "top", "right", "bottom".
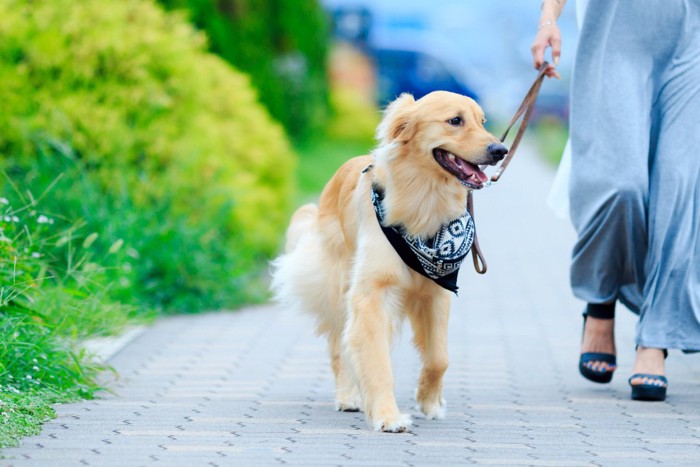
{"left": 363, "top": 165, "right": 474, "bottom": 294}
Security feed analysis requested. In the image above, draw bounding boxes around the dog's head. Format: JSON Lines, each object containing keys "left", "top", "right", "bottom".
{"left": 375, "top": 91, "right": 507, "bottom": 190}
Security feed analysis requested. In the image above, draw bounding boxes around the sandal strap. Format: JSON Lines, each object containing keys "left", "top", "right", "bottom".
{"left": 580, "top": 352, "right": 617, "bottom": 365}
{"left": 628, "top": 373, "right": 668, "bottom": 386}
{"left": 584, "top": 303, "right": 615, "bottom": 320}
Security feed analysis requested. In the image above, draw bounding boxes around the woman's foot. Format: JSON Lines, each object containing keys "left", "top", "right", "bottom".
{"left": 629, "top": 346, "right": 667, "bottom": 401}
{"left": 631, "top": 346, "right": 666, "bottom": 376}
{"left": 579, "top": 315, "right": 617, "bottom": 382}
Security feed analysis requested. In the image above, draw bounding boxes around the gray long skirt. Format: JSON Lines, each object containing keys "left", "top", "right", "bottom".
{"left": 569, "top": 0, "right": 700, "bottom": 350}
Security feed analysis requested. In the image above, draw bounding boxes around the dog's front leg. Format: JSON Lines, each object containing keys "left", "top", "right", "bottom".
{"left": 408, "top": 291, "right": 450, "bottom": 420}
{"left": 345, "top": 286, "right": 411, "bottom": 433}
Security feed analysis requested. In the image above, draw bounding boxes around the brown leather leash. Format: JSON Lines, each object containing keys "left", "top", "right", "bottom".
{"left": 468, "top": 62, "right": 549, "bottom": 274}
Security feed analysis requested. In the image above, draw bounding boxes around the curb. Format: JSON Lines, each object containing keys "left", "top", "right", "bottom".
{"left": 81, "top": 325, "right": 148, "bottom": 363}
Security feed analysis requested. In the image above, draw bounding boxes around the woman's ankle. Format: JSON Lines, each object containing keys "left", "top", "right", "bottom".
{"left": 581, "top": 316, "right": 616, "bottom": 354}
{"left": 631, "top": 346, "right": 666, "bottom": 375}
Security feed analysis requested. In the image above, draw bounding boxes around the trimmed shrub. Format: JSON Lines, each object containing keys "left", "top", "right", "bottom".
{"left": 0, "top": 0, "right": 297, "bottom": 311}
{"left": 158, "top": 0, "right": 330, "bottom": 140}
{"left": 326, "top": 85, "right": 380, "bottom": 146}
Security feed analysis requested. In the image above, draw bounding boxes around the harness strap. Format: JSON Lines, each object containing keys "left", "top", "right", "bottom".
{"left": 369, "top": 183, "right": 464, "bottom": 294}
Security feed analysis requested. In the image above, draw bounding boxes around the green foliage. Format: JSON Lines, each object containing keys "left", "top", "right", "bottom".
{"left": 295, "top": 137, "right": 375, "bottom": 202}
{"left": 0, "top": 194, "right": 124, "bottom": 448}
{"left": 158, "top": 0, "right": 330, "bottom": 140}
{"left": 0, "top": 193, "right": 118, "bottom": 389}
{"left": 325, "top": 86, "right": 380, "bottom": 147}
{"left": 0, "top": 0, "right": 301, "bottom": 448}
{"left": 1, "top": 391, "right": 68, "bottom": 449}
{"left": 0, "top": 313, "right": 104, "bottom": 399}
{"left": 295, "top": 85, "right": 380, "bottom": 202}
{"left": 532, "top": 117, "right": 568, "bottom": 166}
{"left": 0, "top": 0, "right": 297, "bottom": 311}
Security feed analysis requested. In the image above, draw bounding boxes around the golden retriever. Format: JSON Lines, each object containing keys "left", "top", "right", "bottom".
{"left": 271, "top": 91, "right": 507, "bottom": 432}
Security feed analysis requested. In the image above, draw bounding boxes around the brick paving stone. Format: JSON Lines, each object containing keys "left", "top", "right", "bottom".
{"left": 2, "top": 148, "right": 700, "bottom": 466}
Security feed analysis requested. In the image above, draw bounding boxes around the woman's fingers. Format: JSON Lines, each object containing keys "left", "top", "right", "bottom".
{"left": 544, "top": 63, "right": 560, "bottom": 79}
{"left": 550, "top": 33, "right": 562, "bottom": 65}
{"left": 531, "top": 36, "right": 547, "bottom": 69}
{"left": 531, "top": 25, "right": 562, "bottom": 79}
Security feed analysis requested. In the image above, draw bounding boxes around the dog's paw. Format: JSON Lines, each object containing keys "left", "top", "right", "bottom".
{"left": 372, "top": 413, "right": 412, "bottom": 433}
{"left": 416, "top": 397, "right": 446, "bottom": 420}
{"left": 335, "top": 400, "right": 361, "bottom": 412}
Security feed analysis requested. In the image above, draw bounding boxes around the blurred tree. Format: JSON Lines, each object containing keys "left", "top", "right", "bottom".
{"left": 159, "top": 0, "right": 330, "bottom": 141}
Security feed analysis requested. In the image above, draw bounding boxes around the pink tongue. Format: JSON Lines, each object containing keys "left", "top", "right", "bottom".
{"left": 454, "top": 155, "right": 488, "bottom": 184}
{"left": 474, "top": 170, "right": 488, "bottom": 183}
{"left": 459, "top": 159, "right": 487, "bottom": 182}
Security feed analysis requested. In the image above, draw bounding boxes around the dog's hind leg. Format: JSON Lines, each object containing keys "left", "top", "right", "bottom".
{"left": 329, "top": 333, "right": 362, "bottom": 412}
{"left": 346, "top": 285, "right": 411, "bottom": 433}
{"left": 408, "top": 291, "right": 450, "bottom": 420}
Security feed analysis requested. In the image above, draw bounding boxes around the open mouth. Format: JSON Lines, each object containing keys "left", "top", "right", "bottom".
{"left": 432, "top": 148, "right": 490, "bottom": 189}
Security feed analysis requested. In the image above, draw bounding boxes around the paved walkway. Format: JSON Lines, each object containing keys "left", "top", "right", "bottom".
{"left": 3, "top": 148, "right": 700, "bottom": 466}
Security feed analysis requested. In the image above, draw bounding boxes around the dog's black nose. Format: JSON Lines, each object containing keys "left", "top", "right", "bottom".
{"left": 487, "top": 143, "right": 508, "bottom": 162}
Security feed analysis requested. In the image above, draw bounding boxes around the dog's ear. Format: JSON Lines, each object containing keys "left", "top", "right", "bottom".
{"left": 376, "top": 93, "right": 416, "bottom": 144}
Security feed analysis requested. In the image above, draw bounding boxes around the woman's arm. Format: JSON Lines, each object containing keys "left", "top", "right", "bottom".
{"left": 531, "top": 0, "right": 567, "bottom": 78}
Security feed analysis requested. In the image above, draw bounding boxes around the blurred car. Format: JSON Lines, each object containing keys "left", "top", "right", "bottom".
{"left": 329, "top": 6, "right": 482, "bottom": 106}
{"left": 330, "top": 6, "right": 372, "bottom": 51}
{"left": 372, "top": 45, "right": 478, "bottom": 105}
{"left": 324, "top": 0, "right": 577, "bottom": 122}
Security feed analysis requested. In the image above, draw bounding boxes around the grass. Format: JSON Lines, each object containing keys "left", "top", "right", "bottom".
{"left": 295, "top": 137, "right": 377, "bottom": 203}
{"left": 0, "top": 190, "right": 143, "bottom": 449}
{"left": 531, "top": 117, "right": 569, "bottom": 166}
{"left": 0, "top": 316, "right": 108, "bottom": 449}
{"left": 1, "top": 391, "right": 68, "bottom": 448}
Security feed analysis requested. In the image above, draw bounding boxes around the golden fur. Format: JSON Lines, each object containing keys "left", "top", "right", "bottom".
{"left": 271, "top": 91, "right": 504, "bottom": 432}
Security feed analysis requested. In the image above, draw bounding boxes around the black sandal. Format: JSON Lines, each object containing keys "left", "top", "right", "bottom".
{"left": 629, "top": 374, "right": 668, "bottom": 401}
{"left": 579, "top": 351, "right": 617, "bottom": 383}
{"left": 579, "top": 304, "right": 616, "bottom": 384}
{"left": 629, "top": 348, "right": 668, "bottom": 401}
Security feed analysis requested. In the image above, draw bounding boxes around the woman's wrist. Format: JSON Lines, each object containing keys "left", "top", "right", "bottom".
{"left": 540, "top": 0, "right": 566, "bottom": 23}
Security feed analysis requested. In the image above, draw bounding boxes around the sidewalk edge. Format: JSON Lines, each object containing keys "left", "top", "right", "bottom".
{"left": 82, "top": 325, "right": 148, "bottom": 363}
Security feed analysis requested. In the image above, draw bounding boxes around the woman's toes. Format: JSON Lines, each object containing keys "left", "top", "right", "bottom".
{"left": 584, "top": 360, "right": 616, "bottom": 372}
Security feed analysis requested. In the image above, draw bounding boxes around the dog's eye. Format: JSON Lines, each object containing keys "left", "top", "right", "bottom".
{"left": 447, "top": 116, "right": 463, "bottom": 126}
{"left": 481, "top": 117, "right": 487, "bottom": 124}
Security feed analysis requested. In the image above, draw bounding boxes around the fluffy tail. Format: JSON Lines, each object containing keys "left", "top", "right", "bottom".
{"left": 270, "top": 203, "right": 319, "bottom": 311}
{"left": 283, "top": 203, "right": 318, "bottom": 253}
{"left": 270, "top": 202, "right": 345, "bottom": 337}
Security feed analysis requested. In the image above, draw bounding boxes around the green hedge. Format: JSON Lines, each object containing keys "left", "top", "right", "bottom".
{"left": 158, "top": 0, "right": 330, "bottom": 140}
{"left": 0, "top": 0, "right": 297, "bottom": 311}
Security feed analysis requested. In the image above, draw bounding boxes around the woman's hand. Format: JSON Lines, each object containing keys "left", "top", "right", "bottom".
{"left": 531, "top": 23, "right": 562, "bottom": 79}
